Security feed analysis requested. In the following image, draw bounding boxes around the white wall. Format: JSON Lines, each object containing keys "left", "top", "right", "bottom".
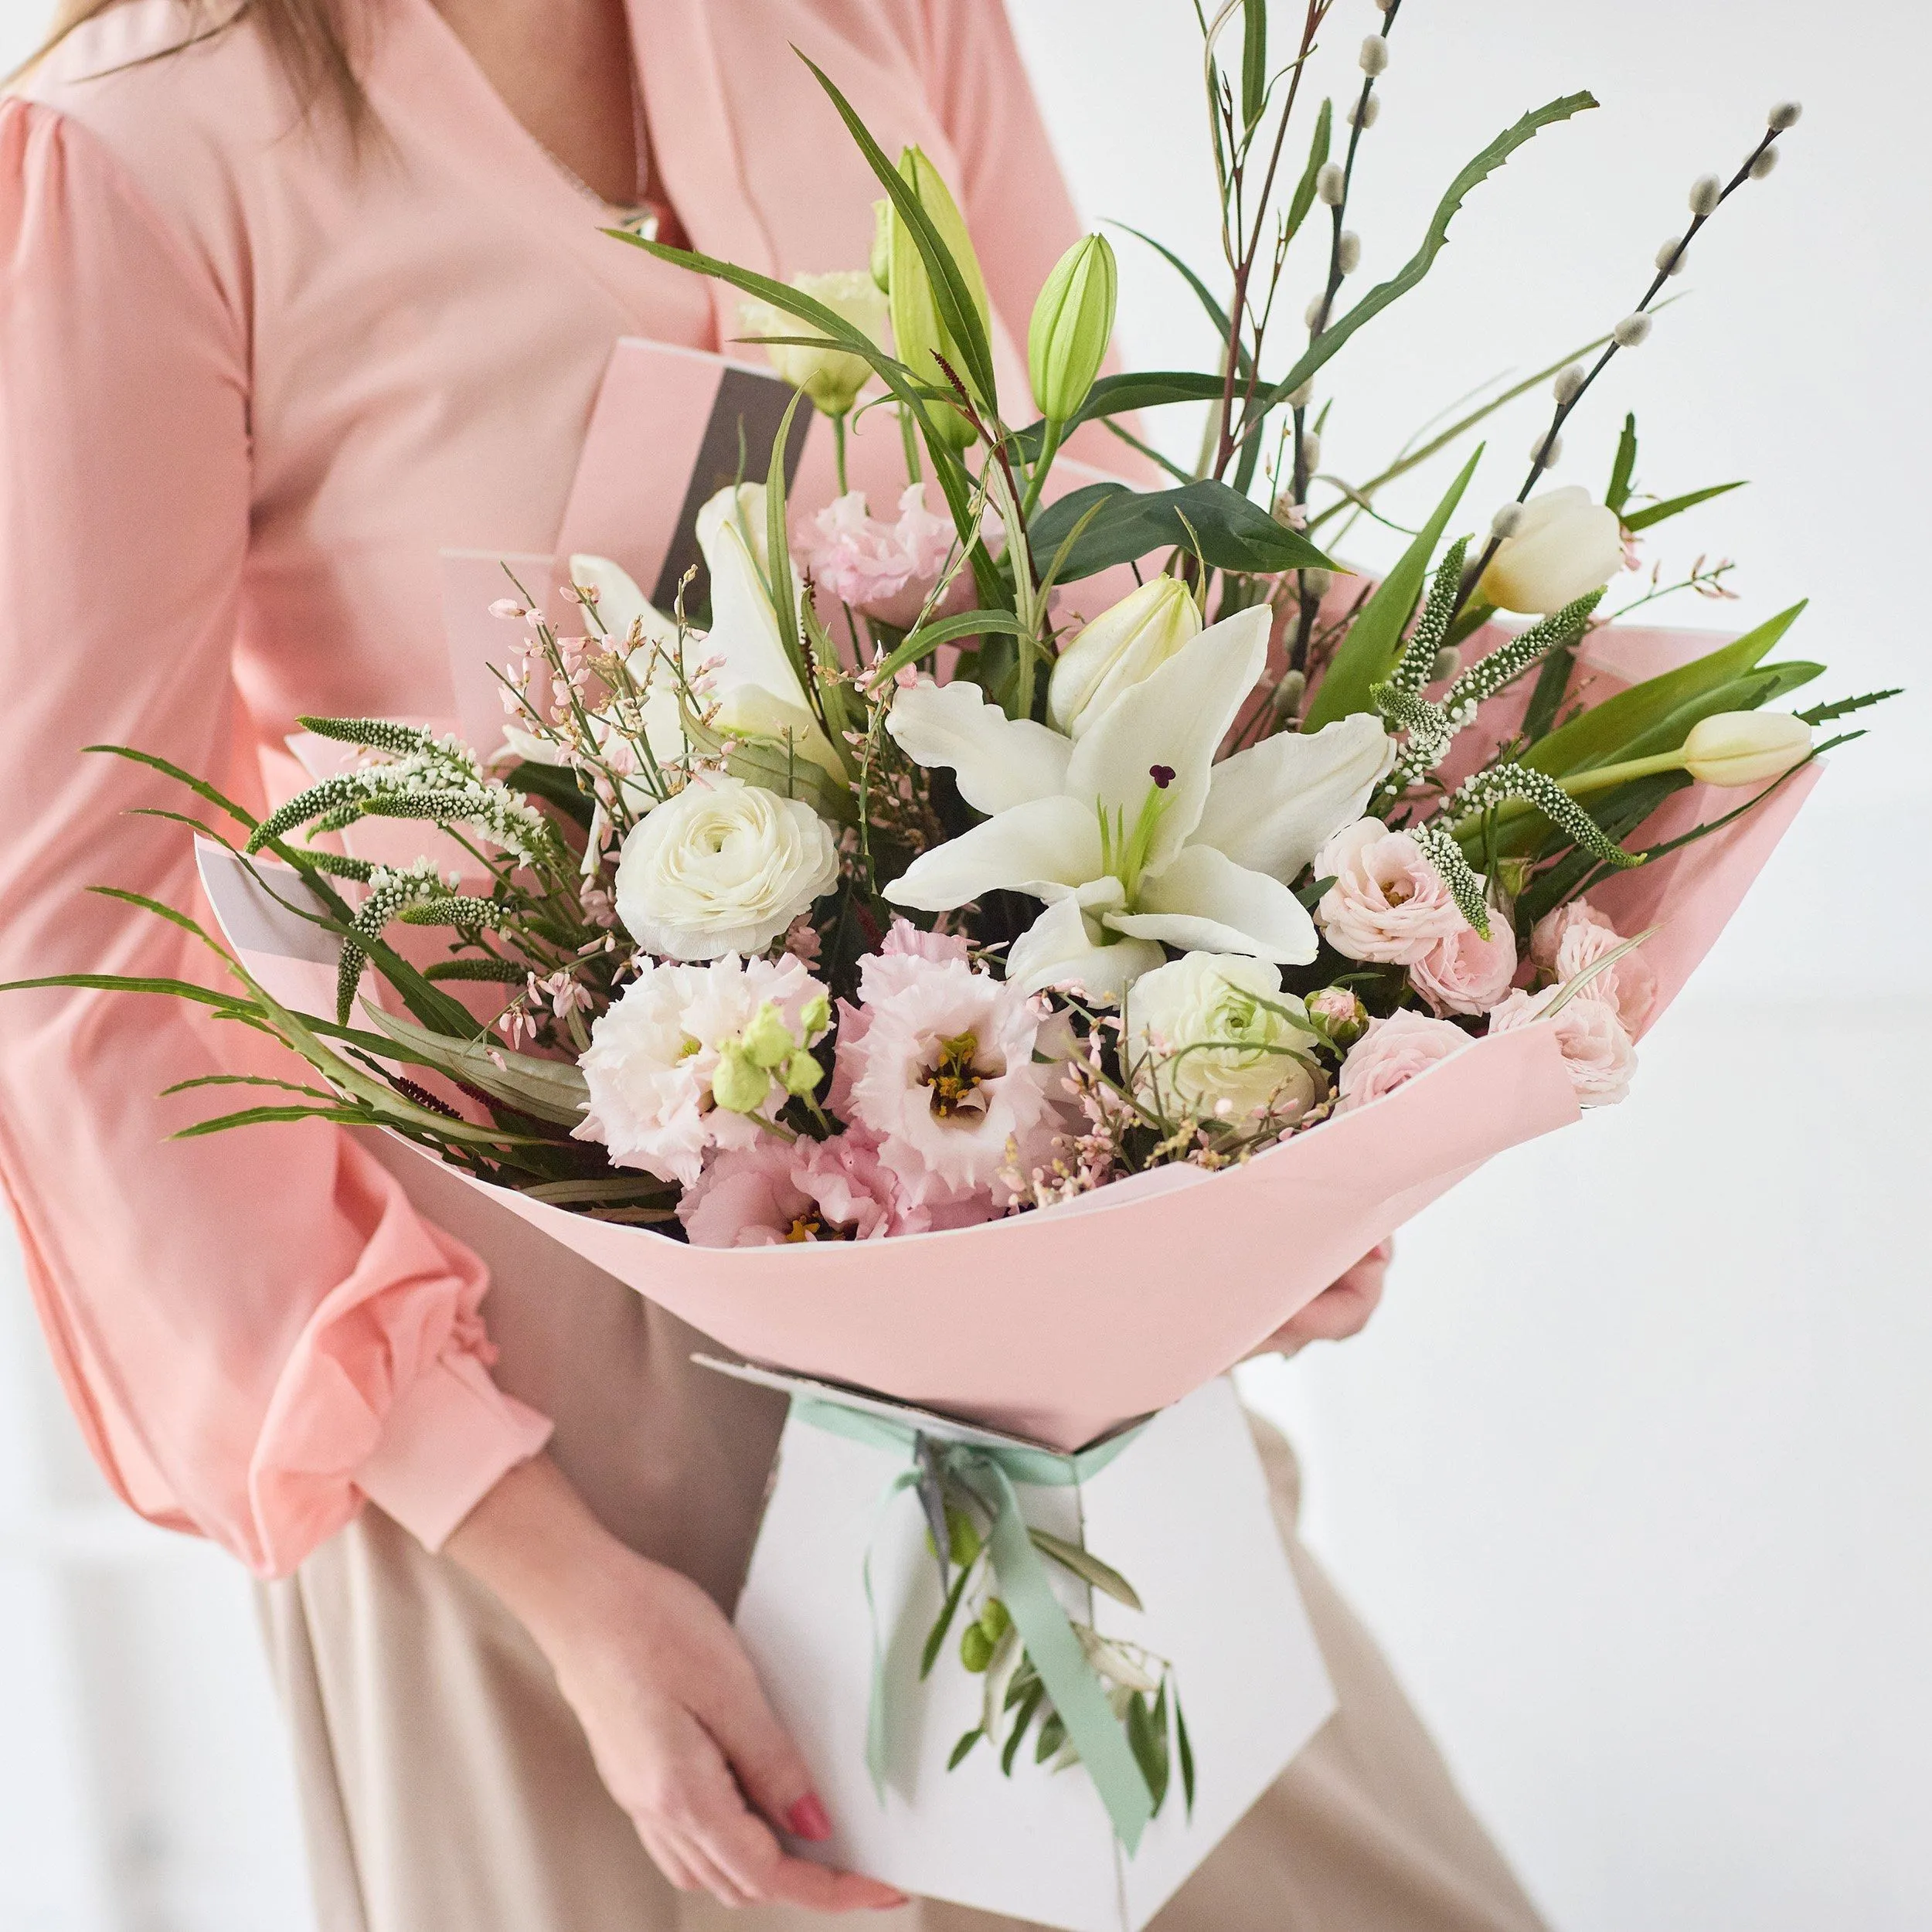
{"left": 2, "top": 2, "right": 1926, "bottom": 1928}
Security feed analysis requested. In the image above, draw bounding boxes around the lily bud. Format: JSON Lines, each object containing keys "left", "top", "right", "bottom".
{"left": 1028, "top": 233, "right": 1117, "bottom": 423}
{"left": 886, "top": 146, "right": 994, "bottom": 448}
{"left": 869, "top": 199, "right": 893, "bottom": 293}
{"left": 711, "top": 1047, "right": 773, "bottom": 1115}
{"left": 1682, "top": 709, "right": 1812, "bottom": 786}
{"left": 1046, "top": 575, "right": 1202, "bottom": 738}
{"left": 739, "top": 271, "right": 887, "bottom": 418}
{"left": 1478, "top": 485, "right": 1624, "bottom": 615}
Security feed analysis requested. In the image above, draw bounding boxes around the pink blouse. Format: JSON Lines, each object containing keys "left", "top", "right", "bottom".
{"left": 0, "top": 0, "right": 1092, "bottom": 1577}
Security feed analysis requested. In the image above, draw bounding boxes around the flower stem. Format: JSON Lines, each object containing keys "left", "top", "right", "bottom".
{"left": 833, "top": 414, "right": 849, "bottom": 496}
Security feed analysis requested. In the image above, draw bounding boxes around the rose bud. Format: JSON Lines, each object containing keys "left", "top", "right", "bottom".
{"left": 1681, "top": 709, "right": 1813, "bottom": 786}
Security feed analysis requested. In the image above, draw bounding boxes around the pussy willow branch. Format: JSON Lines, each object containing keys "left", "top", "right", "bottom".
{"left": 1448, "top": 116, "right": 1791, "bottom": 620}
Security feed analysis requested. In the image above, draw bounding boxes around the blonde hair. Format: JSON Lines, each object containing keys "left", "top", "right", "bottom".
{"left": 15, "top": 1, "right": 369, "bottom": 131}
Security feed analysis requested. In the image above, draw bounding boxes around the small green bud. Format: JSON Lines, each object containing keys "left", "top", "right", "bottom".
{"left": 946, "top": 1505, "right": 982, "bottom": 1569}
{"left": 1027, "top": 233, "right": 1117, "bottom": 423}
{"left": 781, "top": 1049, "right": 824, "bottom": 1099}
{"left": 869, "top": 198, "right": 893, "bottom": 294}
{"left": 960, "top": 1621, "right": 995, "bottom": 1672}
{"left": 799, "top": 992, "right": 832, "bottom": 1040}
{"left": 740, "top": 1001, "right": 797, "bottom": 1070}
{"left": 710, "top": 1048, "right": 772, "bottom": 1114}
{"left": 977, "top": 1597, "right": 1012, "bottom": 1645}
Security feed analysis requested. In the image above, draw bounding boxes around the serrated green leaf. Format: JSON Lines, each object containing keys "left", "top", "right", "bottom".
{"left": 1799, "top": 687, "right": 1903, "bottom": 726}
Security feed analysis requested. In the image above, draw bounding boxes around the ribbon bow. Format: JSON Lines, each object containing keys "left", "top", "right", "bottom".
{"left": 791, "top": 1395, "right": 1156, "bottom": 1852}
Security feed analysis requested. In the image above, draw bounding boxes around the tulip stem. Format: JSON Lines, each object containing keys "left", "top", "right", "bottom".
{"left": 832, "top": 415, "right": 849, "bottom": 496}
{"left": 1019, "top": 419, "right": 1063, "bottom": 522}
{"left": 1447, "top": 750, "right": 1685, "bottom": 841}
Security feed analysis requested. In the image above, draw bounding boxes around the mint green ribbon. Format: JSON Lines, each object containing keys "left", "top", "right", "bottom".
{"left": 791, "top": 1394, "right": 1155, "bottom": 1852}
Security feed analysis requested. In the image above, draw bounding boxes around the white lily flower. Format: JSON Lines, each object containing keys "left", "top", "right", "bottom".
{"left": 883, "top": 607, "right": 1393, "bottom": 1000}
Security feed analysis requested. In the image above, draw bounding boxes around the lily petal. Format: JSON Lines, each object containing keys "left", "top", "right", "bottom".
{"left": 1066, "top": 605, "right": 1270, "bottom": 872}
{"left": 695, "top": 486, "right": 811, "bottom": 713}
{"left": 884, "top": 794, "right": 1104, "bottom": 911}
{"left": 1006, "top": 894, "right": 1164, "bottom": 1004}
{"left": 885, "top": 678, "right": 1073, "bottom": 814}
{"left": 1192, "top": 713, "right": 1395, "bottom": 883}
{"left": 1107, "top": 844, "right": 1319, "bottom": 963}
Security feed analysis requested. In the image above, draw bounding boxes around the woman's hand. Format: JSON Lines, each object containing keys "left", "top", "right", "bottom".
{"left": 1246, "top": 1242, "right": 1392, "bottom": 1360}
{"left": 447, "top": 1453, "right": 906, "bottom": 1911}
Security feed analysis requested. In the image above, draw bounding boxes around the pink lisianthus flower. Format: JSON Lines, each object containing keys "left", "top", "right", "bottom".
{"left": 831, "top": 949, "right": 1060, "bottom": 1209}
{"left": 676, "top": 1140, "right": 813, "bottom": 1247}
{"left": 1410, "top": 915, "right": 1520, "bottom": 1016}
{"left": 1529, "top": 899, "right": 1658, "bottom": 1034}
{"left": 1335, "top": 1009, "right": 1471, "bottom": 1112}
{"left": 1487, "top": 987, "right": 1636, "bottom": 1106}
{"left": 1315, "top": 819, "right": 1471, "bottom": 965}
{"left": 798, "top": 486, "right": 968, "bottom": 630}
{"left": 879, "top": 915, "right": 971, "bottom": 965}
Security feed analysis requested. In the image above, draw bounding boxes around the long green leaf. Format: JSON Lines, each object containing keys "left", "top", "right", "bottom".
{"left": 868, "top": 610, "right": 1029, "bottom": 689}
{"left": 766, "top": 389, "right": 811, "bottom": 696}
{"left": 1028, "top": 1529, "right": 1144, "bottom": 1612}
{"left": 1240, "top": 0, "right": 1267, "bottom": 134}
{"left": 1028, "top": 479, "right": 1333, "bottom": 582}
{"left": 921, "top": 1563, "right": 975, "bottom": 1681}
{"left": 1523, "top": 601, "right": 1807, "bottom": 775}
{"left": 1286, "top": 97, "right": 1333, "bottom": 246}
{"left": 1109, "top": 224, "right": 1250, "bottom": 379}
{"left": 1606, "top": 413, "right": 1639, "bottom": 515}
{"left": 172, "top": 1103, "right": 376, "bottom": 1138}
{"left": 0, "top": 971, "right": 242, "bottom": 1011}
{"left": 83, "top": 743, "right": 260, "bottom": 830}
{"left": 1250, "top": 94, "right": 1599, "bottom": 425}
{"left": 1302, "top": 447, "right": 1481, "bottom": 729}
{"left": 1620, "top": 479, "right": 1747, "bottom": 532}
{"left": 1010, "top": 369, "right": 1229, "bottom": 463}
{"left": 356, "top": 1004, "right": 590, "bottom": 1124}
{"left": 797, "top": 54, "right": 998, "bottom": 410}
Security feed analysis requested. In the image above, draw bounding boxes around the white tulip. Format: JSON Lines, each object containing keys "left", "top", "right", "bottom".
{"left": 1682, "top": 709, "right": 1812, "bottom": 786}
{"left": 1478, "top": 485, "right": 1624, "bottom": 614}
{"left": 613, "top": 773, "right": 840, "bottom": 961}
{"left": 738, "top": 270, "right": 887, "bottom": 417}
{"left": 883, "top": 608, "right": 1393, "bottom": 1002}
{"left": 1046, "top": 575, "right": 1201, "bottom": 738}
{"left": 1124, "top": 952, "right": 1324, "bottom": 1125}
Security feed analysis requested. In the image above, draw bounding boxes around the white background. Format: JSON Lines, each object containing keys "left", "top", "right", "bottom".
{"left": 2, "top": 2, "right": 1927, "bottom": 1928}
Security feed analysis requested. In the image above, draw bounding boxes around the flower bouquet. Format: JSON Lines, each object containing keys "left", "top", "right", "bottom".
{"left": 10, "top": 8, "right": 1896, "bottom": 1918}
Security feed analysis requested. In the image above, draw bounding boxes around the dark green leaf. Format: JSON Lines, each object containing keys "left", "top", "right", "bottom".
{"left": 1303, "top": 447, "right": 1481, "bottom": 729}
{"left": 1028, "top": 479, "right": 1333, "bottom": 583}
{"left": 921, "top": 1563, "right": 974, "bottom": 1681}
{"left": 1799, "top": 687, "right": 1903, "bottom": 726}
{"left": 83, "top": 743, "right": 260, "bottom": 830}
{"left": 867, "top": 610, "right": 1028, "bottom": 689}
{"left": 1035, "top": 1712, "right": 1067, "bottom": 1764}
{"left": 1606, "top": 413, "right": 1638, "bottom": 515}
{"left": 947, "top": 1727, "right": 984, "bottom": 1771}
{"left": 1285, "top": 98, "right": 1334, "bottom": 244}
{"left": 1250, "top": 94, "right": 1599, "bottom": 426}
{"left": 0, "top": 971, "right": 243, "bottom": 1011}
{"left": 1001, "top": 1684, "right": 1045, "bottom": 1777}
{"left": 172, "top": 1103, "right": 374, "bottom": 1138}
{"left": 1621, "top": 479, "right": 1747, "bottom": 532}
{"left": 1240, "top": 0, "right": 1267, "bottom": 134}
{"left": 1522, "top": 631, "right": 1579, "bottom": 741}
{"left": 1126, "top": 1690, "right": 1168, "bottom": 1813}
{"left": 1175, "top": 1692, "right": 1196, "bottom": 1816}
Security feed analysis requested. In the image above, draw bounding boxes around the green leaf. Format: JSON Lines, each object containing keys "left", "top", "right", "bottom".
{"left": 0, "top": 971, "right": 245, "bottom": 1012}
{"left": 1027, "top": 1529, "right": 1145, "bottom": 1611}
{"left": 947, "top": 1727, "right": 984, "bottom": 1771}
{"left": 1303, "top": 446, "right": 1481, "bottom": 729}
{"left": 1028, "top": 479, "right": 1333, "bottom": 583}
{"left": 172, "top": 1103, "right": 376, "bottom": 1138}
{"left": 1522, "top": 629, "right": 1579, "bottom": 741}
{"left": 517, "top": 1175, "right": 676, "bottom": 1207}
{"left": 1799, "top": 687, "right": 1903, "bottom": 726}
{"left": 1126, "top": 1690, "right": 1168, "bottom": 1813}
{"left": 1109, "top": 225, "right": 1250, "bottom": 379}
{"left": 503, "top": 759, "right": 595, "bottom": 828}
{"left": 1035, "top": 1712, "right": 1067, "bottom": 1764}
{"left": 766, "top": 389, "right": 811, "bottom": 697}
{"left": 921, "top": 1562, "right": 975, "bottom": 1682}
{"left": 797, "top": 54, "right": 998, "bottom": 410}
{"left": 1174, "top": 1691, "right": 1196, "bottom": 1817}
{"left": 1606, "top": 413, "right": 1638, "bottom": 515}
{"left": 866, "top": 610, "right": 1028, "bottom": 691}
{"left": 678, "top": 706, "right": 856, "bottom": 826}
{"left": 1011, "top": 369, "right": 1229, "bottom": 462}
{"left": 1001, "top": 1684, "right": 1045, "bottom": 1777}
{"left": 1240, "top": 0, "right": 1268, "bottom": 134}
{"left": 1620, "top": 479, "right": 1747, "bottom": 532}
{"left": 1285, "top": 97, "right": 1333, "bottom": 244}
{"left": 1250, "top": 94, "right": 1599, "bottom": 426}
{"left": 355, "top": 1003, "right": 590, "bottom": 1124}
{"left": 83, "top": 743, "right": 260, "bottom": 831}
{"left": 1523, "top": 601, "right": 1808, "bottom": 775}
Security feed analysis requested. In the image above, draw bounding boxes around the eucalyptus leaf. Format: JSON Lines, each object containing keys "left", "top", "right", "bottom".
{"left": 1027, "top": 479, "right": 1332, "bottom": 582}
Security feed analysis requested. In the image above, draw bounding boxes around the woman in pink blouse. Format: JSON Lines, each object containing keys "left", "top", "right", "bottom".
{"left": 1, "top": 2, "right": 1544, "bottom": 1927}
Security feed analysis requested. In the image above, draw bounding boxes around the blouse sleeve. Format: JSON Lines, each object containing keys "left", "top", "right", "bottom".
{"left": 0, "top": 99, "right": 551, "bottom": 1580}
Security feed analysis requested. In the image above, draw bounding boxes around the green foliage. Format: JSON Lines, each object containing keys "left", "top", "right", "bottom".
{"left": 1606, "top": 413, "right": 1639, "bottom": 515}
{"left": 1028, "top": 479, "right": 1332, "bottom": 583}
{"left": 1620, "top": 479, "right": 1747, "bottom": 532}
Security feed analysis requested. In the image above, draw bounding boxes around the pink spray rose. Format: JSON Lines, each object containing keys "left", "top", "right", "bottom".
{"left": 1315, "top": 819, "right": 1471, "bottom": 965}
{"left": 1487, "top": 986, "right": 1636, "bottom": 1106}
{"left": 799, "top": 485, "right": 967, "bottom": 630}
{"left": 1529, "top": 900, "right": 1657, "bottom": 1034}
{"left": 1335, "top": 1009, "right": 1471, "bottom": 1112}
{"left": 831, "top": 946, "right": 1060, "bottom": 1209}
{"left": 1410, "top": 916, "right": 1520, "bottom": 1017}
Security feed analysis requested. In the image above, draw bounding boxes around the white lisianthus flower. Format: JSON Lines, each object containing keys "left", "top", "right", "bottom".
{"left": 614, "top": 774, "right": 839, "bottom": 961}
{"left": 573, "top": 953, "right": 831, "bottom": 1183}
{"left": 1478, "top": 486, "right": 1624, "bottom": 614}
{"left": 740, "top": 270, "right": 889, "bottom": 417}
{"left": 1124, "top": 952, "right": 1324, "bottom": 1125}
{"left": 1047, "top": 574, "right": 1201, "bottom": 739}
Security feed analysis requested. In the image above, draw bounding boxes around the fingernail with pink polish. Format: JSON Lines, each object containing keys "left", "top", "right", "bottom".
{"left": 786, "top": 1791, "right": 833, "bottom": 1841}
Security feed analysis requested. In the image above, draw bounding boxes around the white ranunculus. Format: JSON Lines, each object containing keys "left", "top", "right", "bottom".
{"left": 1124, "top": 952, "right": 1323, "bottom": 1125}
{"left": 740, "top": 270, "right": 889, "bottom": 417}
{"left": 1478, "top": 486, "right": 1624, "bottom": 614}
{"left": 614, "top": 774, "right": 839, "bottom": 961}
{"left": 1047, "top": 575, "right": 1202, "bottom": 739}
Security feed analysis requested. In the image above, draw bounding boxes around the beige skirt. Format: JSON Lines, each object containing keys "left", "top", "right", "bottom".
{"left": 259, "top": 1141, "right": 1547, "bottom": 1932}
